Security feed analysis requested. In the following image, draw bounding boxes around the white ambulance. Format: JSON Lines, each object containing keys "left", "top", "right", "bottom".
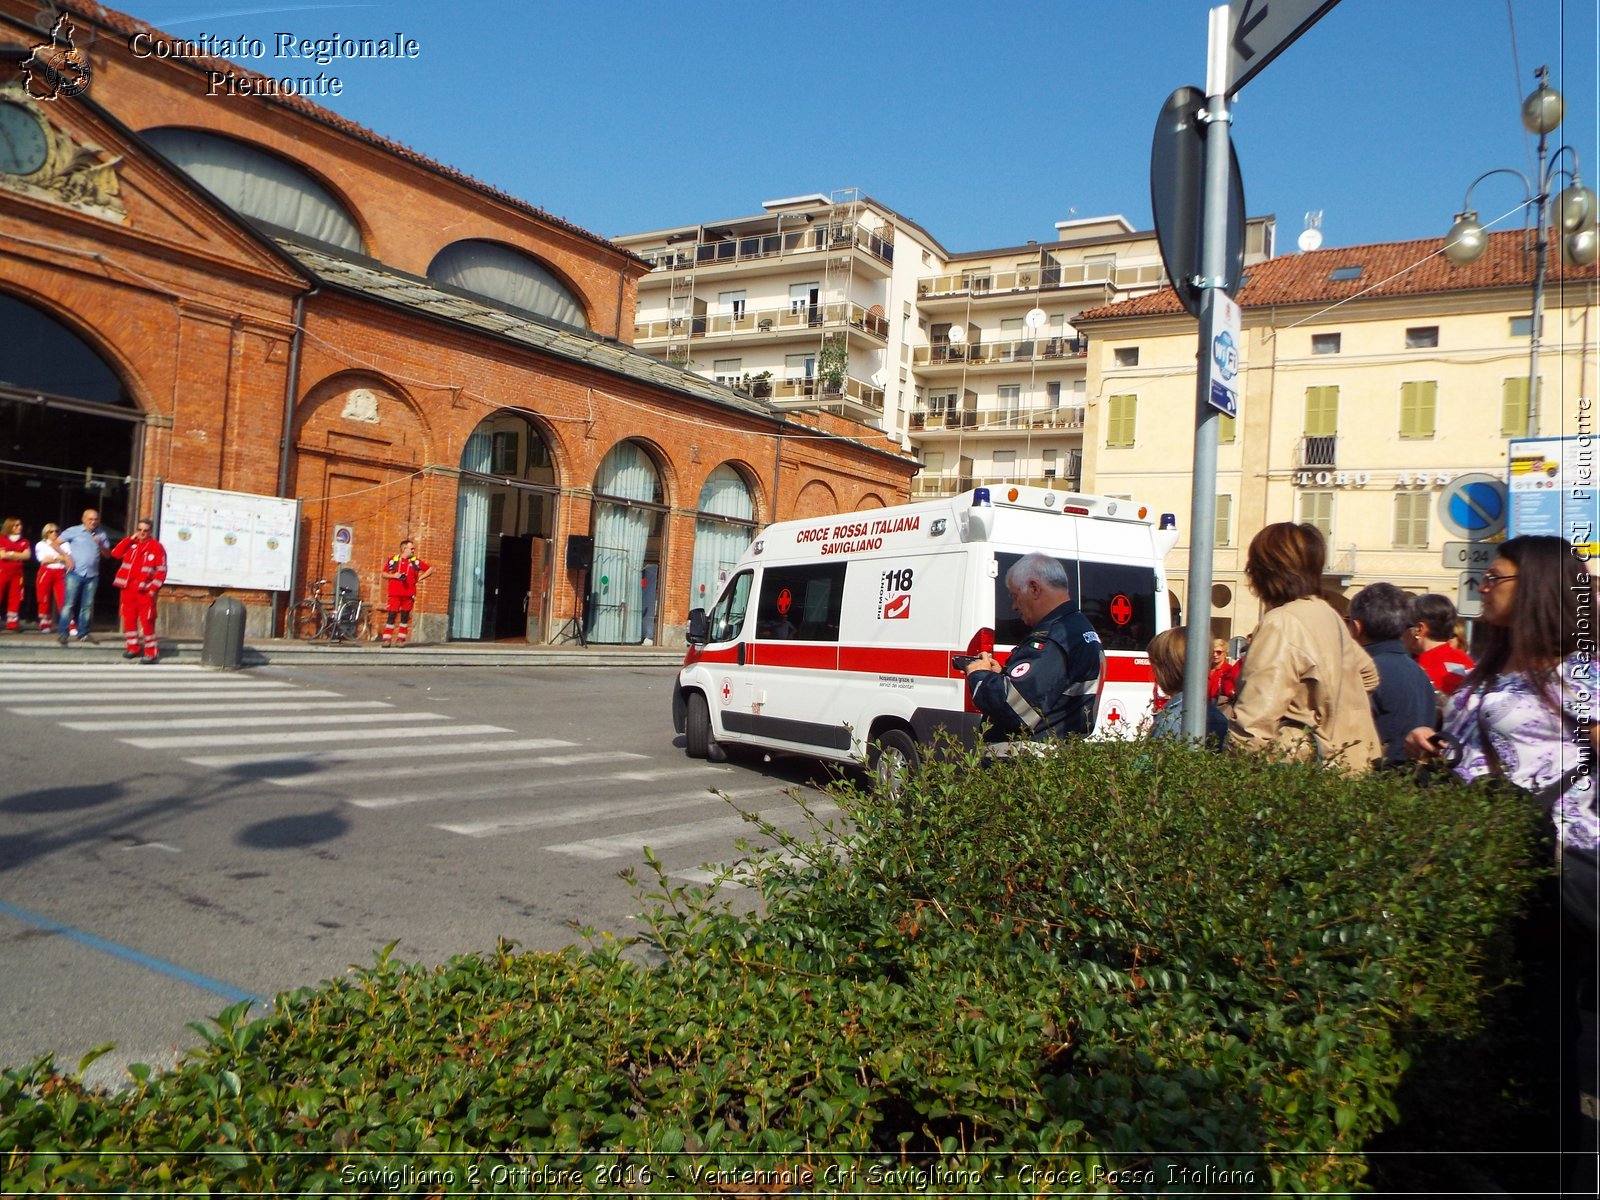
{"left": 671, "top": 485, "right": 1180, "bottom": 785}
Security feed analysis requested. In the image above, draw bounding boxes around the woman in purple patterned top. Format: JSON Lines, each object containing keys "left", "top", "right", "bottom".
{"left": 1406, "top": 536, "right": 1597, "bottom": 858}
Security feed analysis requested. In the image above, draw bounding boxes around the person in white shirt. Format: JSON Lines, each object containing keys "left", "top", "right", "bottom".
{"left": 33, "top": 522, "right": 72, "bottom": 633}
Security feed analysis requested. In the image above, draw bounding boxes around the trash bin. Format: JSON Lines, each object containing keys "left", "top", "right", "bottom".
{"left": 201, "top": 596, "right": 246, "bottom": 670}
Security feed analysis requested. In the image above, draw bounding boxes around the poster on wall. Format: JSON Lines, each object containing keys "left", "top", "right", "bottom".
{"left": 158, "top": 484, "right": 299, "bottom": 592}
{"left": 1508, "top": 436, "right": 1599, "bottom": 558}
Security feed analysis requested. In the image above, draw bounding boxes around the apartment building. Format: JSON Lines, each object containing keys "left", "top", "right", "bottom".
{"left": 614, "top": 193, "right": 1276, "bottom": 498}
{"left": 1075, "top": 229, "right": 1598, "bottom": 642}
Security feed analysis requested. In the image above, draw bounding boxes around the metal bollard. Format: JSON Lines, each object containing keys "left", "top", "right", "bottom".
{"left": 200, "top": 596, "right": 246, "bottom": 670}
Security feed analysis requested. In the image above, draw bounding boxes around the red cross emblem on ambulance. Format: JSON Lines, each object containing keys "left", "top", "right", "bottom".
{"left": 1109, "top": 594, "right": 1133, "bottom": 625}
{"left": 720, "top": 677, "right": 734, "bottom": 705}
{"left": 1104, "top": 702, "right": 1123, "bottom": 724}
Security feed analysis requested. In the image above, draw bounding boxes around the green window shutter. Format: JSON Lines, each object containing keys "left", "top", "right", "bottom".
{"left": 1298, "top": 491, "right": 1333, "bottom": 538}
{"left": 1501, "top": 377, "right": 1534, "bottom": 437}
{"left": 1107, "top": 394, "right": 1136, "bottom": 447}
{"left": 1392, "top": 493, "right": 1429, "bottom": 548}
{"left": 1214, "top": 494, "right": 1233, "bottom": 547}
{"left": 1304, "top": 386, "right": 1339, "bottom": 436}
{"left": 1399, "top": 381, "right": 1437, "bottom": 438}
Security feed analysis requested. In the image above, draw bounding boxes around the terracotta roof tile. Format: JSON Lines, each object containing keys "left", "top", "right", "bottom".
{"left": 73, "top": 2, "right": 641, "bottom": 263}
{"left": 1076, "top": 230, "right": 1596, "bottom": 322}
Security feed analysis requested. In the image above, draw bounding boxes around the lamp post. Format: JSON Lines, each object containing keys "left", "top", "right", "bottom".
{"left": 1443, "top": 66, "right": 1597, "bottom": 439}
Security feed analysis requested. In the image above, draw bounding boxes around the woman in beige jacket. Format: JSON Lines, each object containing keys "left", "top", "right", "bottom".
{"left": 1229, "top": 522, "right": 1383, "bottom": 773}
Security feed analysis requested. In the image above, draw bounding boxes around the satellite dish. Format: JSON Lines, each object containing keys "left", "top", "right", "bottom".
{"left": 1297, "top": 227, "right": 1324, "bottom": 252}
{"left": 1023, "top": 307, "right": 1048, "bottom": 331}
{"left": 946, "top": 325, "right": 966, "bottom": 344}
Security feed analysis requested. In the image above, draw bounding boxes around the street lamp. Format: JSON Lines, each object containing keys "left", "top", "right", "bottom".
{"left": 1443, "top": 66, "right": 1598, "bottom": 439}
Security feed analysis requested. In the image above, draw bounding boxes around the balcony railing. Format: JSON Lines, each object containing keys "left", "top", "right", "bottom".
{"left": 635, "top": 300, "right": 888, "bottom": 343}
{"left": 916, "top": 261, "right": 1167, "bottom": 299}
{"left": 911, "top": 336, "right": 1088, "bottom": 368}
{"left": 637, "top": 222, "right": 894, "bottom": 273}
{"left": 1298, "top": 435, "right": 1338, "bottom": 469}
{"left": 909, "top": 405, "right": 1085, "bottom": 433}
{"left": 763, "top": 374, "right": 885, "bottom": 412}
{"left": 911, "top": 473, "right": 1083, "bottom": 498}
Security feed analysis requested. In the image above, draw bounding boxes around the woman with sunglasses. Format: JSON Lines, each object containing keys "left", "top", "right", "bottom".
{"left": 1405, "top": 536, "right": 1597, "bottom": 864}
{"left": 1406, "top": 536, "right": 1597, "bottom": 1180}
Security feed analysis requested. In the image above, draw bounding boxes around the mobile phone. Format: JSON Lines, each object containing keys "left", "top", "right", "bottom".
{"left": 951, "top": 654, "right": 978, "bottom": 671}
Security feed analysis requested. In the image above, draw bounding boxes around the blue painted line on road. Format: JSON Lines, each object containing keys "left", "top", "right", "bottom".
{"left": 0, "top": 899, "right": 268, "bottom": 1007}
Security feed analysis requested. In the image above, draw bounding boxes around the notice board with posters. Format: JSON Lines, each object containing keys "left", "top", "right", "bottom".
{"left": 157, "top": 483, "right": 299, "bottom": 592}
{"left": 1508, "top": 436, "right": 1599, "bottom": 557}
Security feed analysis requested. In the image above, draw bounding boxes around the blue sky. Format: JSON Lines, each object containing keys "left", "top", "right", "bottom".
{"left": 125, "top": 0, "right": 1597, "bottom": 254}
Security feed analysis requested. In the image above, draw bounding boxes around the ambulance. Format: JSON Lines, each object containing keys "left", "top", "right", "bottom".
{"left": 671, "top": 485, "right": 1180, "bottom": 786}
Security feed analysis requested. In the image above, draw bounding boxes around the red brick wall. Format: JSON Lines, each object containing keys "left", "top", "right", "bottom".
{"left": 0, "top": 0, "right": 916, "bottom": 643}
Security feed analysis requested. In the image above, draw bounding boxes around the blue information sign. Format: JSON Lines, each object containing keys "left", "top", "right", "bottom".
{"left": 1508, "top": 436, "right": 1600, "bottom": 558}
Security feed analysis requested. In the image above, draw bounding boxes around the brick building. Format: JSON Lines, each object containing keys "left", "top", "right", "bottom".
{"left": 0, "top": 1, "right": 912, "bottom": 644}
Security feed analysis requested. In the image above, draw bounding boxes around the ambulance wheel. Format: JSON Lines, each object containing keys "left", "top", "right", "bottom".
{"left": 685, "top": 691, "right": 713, "bottom": 759}
{"left": 870, "top": 728, "right": 919, "bottom": 796}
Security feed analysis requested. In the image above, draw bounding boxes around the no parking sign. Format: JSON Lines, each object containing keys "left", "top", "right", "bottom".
{"left": 1436, "top": 473, "right": 1507, "bottom": 541}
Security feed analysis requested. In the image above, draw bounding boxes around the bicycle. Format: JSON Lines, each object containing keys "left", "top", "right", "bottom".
{"left": 294, "top": 578, "right": 372, "bottom": 643}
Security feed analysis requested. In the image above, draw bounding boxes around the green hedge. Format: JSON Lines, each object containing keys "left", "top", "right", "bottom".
{"left": 1, "top": 741, "right": 1545, "bottom": 1193}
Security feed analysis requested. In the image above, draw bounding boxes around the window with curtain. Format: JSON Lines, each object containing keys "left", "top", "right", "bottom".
{"left": 689, "top": 464, "right": 755, "bottom": 614}
{"left": 1106, "top": 394, "right": 1137, "bottom": 447}
{"left": 1399, "top": 381, "right": 1437, "bottom": 439}
{"left": 591, "top": 442, "right": 664, "bottom": 644}
{"left": 449, "top": 431, "right": 492, "bottom": 639}
{"left": 142, "top": 127, "right": 364, "bottom": 252}
{"left": 428, "top": 240, "right": 588, "bottom": 329}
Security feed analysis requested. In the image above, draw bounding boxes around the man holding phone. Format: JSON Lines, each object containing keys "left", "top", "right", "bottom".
{"left": 963, "top": 552, "right": 1104, "bottom": 747}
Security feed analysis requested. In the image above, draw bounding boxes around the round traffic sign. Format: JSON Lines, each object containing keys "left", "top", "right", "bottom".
{"left": 1437, "top": 472, "right": 1508, "bottom": 541}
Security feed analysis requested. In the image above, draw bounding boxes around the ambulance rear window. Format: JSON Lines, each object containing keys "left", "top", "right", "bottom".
{"left": 993, "top": 554, "right": 1156, "bottom": 652}
{"left": 757, "top": 563, "right": 846, "bottom": 641}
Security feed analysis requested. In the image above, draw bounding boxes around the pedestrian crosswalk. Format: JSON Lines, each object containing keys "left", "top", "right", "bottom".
{"left": 0, "top": 664, "right": 837, "bottom": 884}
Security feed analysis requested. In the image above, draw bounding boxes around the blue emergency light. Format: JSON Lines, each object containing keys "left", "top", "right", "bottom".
{"left": 1159, "top": 512, "right": 1177, "bottom": 530}
{"left": 973, "top": 487, "right": 991, "bottom": 506}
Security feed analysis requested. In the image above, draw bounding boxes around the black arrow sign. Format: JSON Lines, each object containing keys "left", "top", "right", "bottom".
{"left": 1227, "top": 0, "right": 1343, "bottom": 97}
{"left": 1233, "top": 0, "right": 1269, "bottom": 59}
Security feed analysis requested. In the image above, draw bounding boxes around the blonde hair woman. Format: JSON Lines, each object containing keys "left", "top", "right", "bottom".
{"left": 33, "top": 522, "right": 71, "bottom": 633}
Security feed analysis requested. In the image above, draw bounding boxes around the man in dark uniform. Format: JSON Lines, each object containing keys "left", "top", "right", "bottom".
{"left": 964, "top": 552, "right": 1104, "bottom": 744}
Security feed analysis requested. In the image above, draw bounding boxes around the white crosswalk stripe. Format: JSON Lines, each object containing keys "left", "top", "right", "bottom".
{"left": 0, "top": 662, "right": 843, "bottom": 882}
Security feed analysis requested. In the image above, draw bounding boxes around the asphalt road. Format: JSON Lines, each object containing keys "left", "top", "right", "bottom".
{"left": 0, "top": 659, "right": 844, "bottom": 1090}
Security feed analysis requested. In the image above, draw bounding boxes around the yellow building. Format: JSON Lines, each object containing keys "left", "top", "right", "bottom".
{"left": 1075, "top": 230, "right": 1597, "bottom": 641}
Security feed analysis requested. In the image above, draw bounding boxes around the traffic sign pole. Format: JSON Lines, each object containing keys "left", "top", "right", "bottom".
{"left": 1180, "top": 5, "right": 1234, "bottom": 742}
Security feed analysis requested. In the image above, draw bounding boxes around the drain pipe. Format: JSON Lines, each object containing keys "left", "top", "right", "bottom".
{"left": 274, "top": 284, "right": 320, "bottom": 636}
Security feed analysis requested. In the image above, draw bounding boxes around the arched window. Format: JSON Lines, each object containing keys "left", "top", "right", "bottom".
{"left": 689, "top": 464, "right": 756, "bottom": 612}
{"left": 428, "top": 240, "right": 588, "bottom": 329}
{"left": 450, "top": 411, "right": 558, "bottom": 641}
{"left": 142, "top": 127, "right": 364, "bottom": 253}
{"left": 590, "top": 441, "right": 666, "bottom": 644}
{"left": 0, "top": 293, "right": 138, "bottom": 568}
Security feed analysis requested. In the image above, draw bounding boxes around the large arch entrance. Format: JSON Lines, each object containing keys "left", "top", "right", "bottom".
{"left": 590, "top": 440, "right": 669, "bottom": 645}
{"left": 449, "top": 410, "right": 559, "bottom": 641}
{"left": 0, "top": 293, "right": 140, "bottom": 629}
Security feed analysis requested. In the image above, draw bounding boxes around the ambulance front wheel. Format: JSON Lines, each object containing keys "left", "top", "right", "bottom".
{"left": 870, "top": 728, "right": 920, "bottom": 796}
{"left": 685, "top": 691, "right": 714, "bottom": 759}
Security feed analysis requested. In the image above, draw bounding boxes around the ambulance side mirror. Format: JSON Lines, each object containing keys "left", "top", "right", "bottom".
{"left": 686, "top": 608, "right": 709, "bottom": 645}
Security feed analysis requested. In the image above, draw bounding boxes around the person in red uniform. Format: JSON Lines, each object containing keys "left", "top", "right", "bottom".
{"left": 33, "top": 522, "right": 71, "bottom": 633}
{"left": 112, "top": 518, "right": 167, "bottom": 663}
{"left": 0, "top": 517, "right": 30, "bottom": 632}
{"left": 381, "top": 538, "right": 432, "bottom": 646}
